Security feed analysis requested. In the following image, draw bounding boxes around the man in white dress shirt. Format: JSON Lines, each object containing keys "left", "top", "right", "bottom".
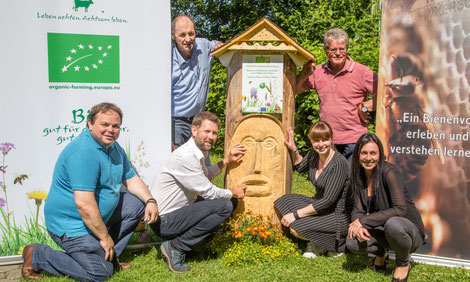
{"left": 150, "top": 111, "right": 246, "bottom": 273}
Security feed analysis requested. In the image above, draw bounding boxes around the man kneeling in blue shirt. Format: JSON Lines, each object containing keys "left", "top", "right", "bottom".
{"left": 22, "top": 102, "right": 159, "bottom": 281}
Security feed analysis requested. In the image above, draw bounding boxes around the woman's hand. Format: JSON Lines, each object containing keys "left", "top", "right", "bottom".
{"left": 355, "top": 227, "right": 370, "bottom": 242}
{"left": 281, "top": 212, "right": 296, "bottom": 227}
{"left": 284, "top": 127, "right": 297, "bottom": 152}
{"left": 348, "top": 218, "right": 364, "bottom": 238}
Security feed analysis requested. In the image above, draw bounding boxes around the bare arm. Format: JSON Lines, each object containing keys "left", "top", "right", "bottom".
{"left": 284, "top": 127, "right": 303, "bottom": 166}
{"left": 122, "top": 175, "right": 159, "bottom": 224}
{"left": 295, "top": 59, "right": 316, "bottom": 94}
{"left": 74, "top": 190, "right": 115, "bottom": 261}
{"left": 363, "top": 97, "right": 377, "bottom": 111}
{"left": 358, "top": 96, "right": 377, "bottom": 123}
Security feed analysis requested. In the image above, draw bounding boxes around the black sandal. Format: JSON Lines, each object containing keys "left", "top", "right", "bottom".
{"left": 371, "top": 252, "right": 388, "bottom": 272}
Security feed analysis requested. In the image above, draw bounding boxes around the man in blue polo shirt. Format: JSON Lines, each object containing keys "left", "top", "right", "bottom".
{"left": 21, "top": 102, "right": 159, "bottom": 281}
{"left": 171, "top": 14, "right": 222, "bottom": 149}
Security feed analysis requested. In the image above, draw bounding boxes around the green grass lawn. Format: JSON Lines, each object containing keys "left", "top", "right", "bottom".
{"left": 34, "top": 154, "right": 470, "bottom": 281}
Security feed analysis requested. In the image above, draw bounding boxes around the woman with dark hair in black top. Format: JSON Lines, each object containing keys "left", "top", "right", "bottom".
{"left": 346, "top": 133, "right": 425, "bottom": 282}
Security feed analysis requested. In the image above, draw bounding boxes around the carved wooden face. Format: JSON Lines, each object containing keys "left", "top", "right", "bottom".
{"left": 226, "top": 115, "right": 287, "bottom": 220}
{"left": 237, "top": 134, "right": 282, "bottom": 197}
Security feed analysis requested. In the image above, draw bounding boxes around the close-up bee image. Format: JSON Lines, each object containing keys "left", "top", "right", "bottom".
{"left": 377, "top": 0, "right": 470, "bottom": 259}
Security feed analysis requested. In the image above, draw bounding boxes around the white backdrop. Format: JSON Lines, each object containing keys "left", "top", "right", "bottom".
{"left": 0, "top": 0, "right": 171, "bottom": 236}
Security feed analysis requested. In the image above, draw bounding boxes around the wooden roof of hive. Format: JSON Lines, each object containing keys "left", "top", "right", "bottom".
{"left": 211, "top": 17, "right": 314, "bottom": 68}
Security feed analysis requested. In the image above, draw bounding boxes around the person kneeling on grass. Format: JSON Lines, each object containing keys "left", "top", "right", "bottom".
{"left": 274, "top": 121, "right": 351, "bottom": 258}
{"left": 21, "top": 102, "right": 158, "bottom": 281}
{"left": 149, "top": 111, "right": 246, "bottom": 273}
{"left": 346, "top": 133, "right": 425, "bottom": 282}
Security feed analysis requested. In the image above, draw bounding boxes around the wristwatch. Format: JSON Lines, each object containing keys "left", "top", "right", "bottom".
{"left": 361, "top": 103, "right": 368, "bottom": 113}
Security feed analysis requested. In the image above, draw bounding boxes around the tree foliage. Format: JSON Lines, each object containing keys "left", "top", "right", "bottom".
{"left": 171, "top": 0, "right": 381, "bottom": 154}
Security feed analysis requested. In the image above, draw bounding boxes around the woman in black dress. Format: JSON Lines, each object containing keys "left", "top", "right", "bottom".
{"left": 346, "top": 133, "right": 425, "bottom": 282}
{"left": 274, "top": 121, "right": 350, "bottom": 258}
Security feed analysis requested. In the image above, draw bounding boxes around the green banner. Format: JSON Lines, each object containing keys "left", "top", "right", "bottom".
{"left": 47, "top": 33, "right": 119, "bottom": 83}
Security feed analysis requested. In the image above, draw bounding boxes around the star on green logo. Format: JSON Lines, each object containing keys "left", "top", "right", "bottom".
{"left": 48, "top": 33, "right": 119, "bottom": 83}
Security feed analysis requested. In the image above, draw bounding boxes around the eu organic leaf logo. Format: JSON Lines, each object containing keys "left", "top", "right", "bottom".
{"left": 48, "top": 33, "right": 119, "bottom": 83}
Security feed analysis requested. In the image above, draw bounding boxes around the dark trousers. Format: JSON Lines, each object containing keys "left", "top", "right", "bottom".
{"left": 150, "top": 198, "right": 233, "bottom": 252}
{"left": 31, "top": 192, "right": 145, "bottom": 281}
{"left": 346, "top": 217, "right": 423, "bottom": 266}
{"left": 336, "top": 143, "right": 355, "bottom": 164}
{"left": 172, "top": 117, "right": 192, "bottom": 148}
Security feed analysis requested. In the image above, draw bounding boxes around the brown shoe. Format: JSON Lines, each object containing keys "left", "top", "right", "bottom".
{"left": 22, "top": 244, "right": 42, "bottom": 280}
{"left": 119, "top": 262, "right": 132, "bottom": 270}
{"left": 113, "top": 259, "right": 132, "bottom": 271}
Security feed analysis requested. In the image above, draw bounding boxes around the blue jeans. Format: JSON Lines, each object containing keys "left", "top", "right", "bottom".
{"left": 31, "top": 192, "right": 145, "bottom": 281}
{"left": 336, "top": 143, "right": 355, "bottom": 164}
{"left": 150, "top": 198, "right": 233, "bottom": 252}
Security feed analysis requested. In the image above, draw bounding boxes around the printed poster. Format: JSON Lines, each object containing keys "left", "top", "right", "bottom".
{"left": 377, "top": 0, "right": 470, "bottom": 259}
{"left": 0, "top": 0, "right": 171, "bottom": 257}
{"left": 242, "top": 55, "right": 283, "bottom": 113}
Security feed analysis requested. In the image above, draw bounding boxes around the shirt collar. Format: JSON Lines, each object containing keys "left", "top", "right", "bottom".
{"left": 187, "top": 137, "right": 207, "bottom": 160}
{"left": 84, "top": 128, "right": 115, "bottom": 153}
{"left": 324, "top": 56, "right": 356, "bottom": 74}
{"left": 173, "top": 42, "right": 197, "bottom": 65}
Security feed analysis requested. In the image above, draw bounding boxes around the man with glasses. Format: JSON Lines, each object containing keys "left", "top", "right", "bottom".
{"left": 296, "top": 28, "right": 378, "bottom": 163}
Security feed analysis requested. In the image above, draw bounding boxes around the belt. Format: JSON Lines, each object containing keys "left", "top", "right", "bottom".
{"left": 173, "top": 116, "right": 194, "bottom": 122}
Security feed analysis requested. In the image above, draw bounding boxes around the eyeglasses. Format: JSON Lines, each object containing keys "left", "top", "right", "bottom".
{"left": 327, "top": 47, "right": 347, "bottom": 53}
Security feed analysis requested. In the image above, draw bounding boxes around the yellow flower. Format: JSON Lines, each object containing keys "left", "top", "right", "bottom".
{"left": 17, "top": 246, "right": 25, "bottom": 255}
{"left": 27, "top": 190, "right": 48, "bottom": 201}
{"left": 27, "top": 189, "right": 48, "bottom": 209}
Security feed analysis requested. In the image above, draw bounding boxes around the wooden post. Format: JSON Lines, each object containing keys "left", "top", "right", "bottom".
{"left": 212, "top": 17, "right": 314, "bottom": 222}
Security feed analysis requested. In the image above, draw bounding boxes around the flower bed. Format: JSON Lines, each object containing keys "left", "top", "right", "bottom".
{"left": 208, "top": 210, "right": 300, "bottom": 266}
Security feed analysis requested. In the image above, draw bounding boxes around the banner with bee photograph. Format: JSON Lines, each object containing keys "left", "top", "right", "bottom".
{"left": 376, "top": 0, "right": 470, "bottom": 259}
{"left": 0, "top": 0, "right": 171, "bottom": 257}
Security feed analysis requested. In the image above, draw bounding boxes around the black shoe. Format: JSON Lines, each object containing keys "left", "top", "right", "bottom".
{"left": 392, "top": 263, "right": 411, "bottom": 282}
{"left": 371, "top": 252, "right": 388, "bottom": 272}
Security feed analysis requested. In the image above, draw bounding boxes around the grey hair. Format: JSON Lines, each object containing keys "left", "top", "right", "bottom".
{"left": 171, "top": 14, "right": 196, "bottom": 35}
{"left": 323, "top": 28, "right": 349, "bottom": 50}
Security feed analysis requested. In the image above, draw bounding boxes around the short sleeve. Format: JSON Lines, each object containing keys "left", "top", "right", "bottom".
{"left": 363, "top": 68, "right": 378, "bottom": 97}
{"left": 118, "top": 146, "right": 135, "bottom": 181}
{"left": 64, "top": 151, "right": 99, "bottom": 191}
{"left": 302, "top": 74, "right": 315, "bottom": 91}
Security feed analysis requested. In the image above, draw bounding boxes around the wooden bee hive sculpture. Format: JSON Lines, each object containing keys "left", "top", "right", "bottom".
{"left": 212, "top": 17, "right": 313, "bottom": 223}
